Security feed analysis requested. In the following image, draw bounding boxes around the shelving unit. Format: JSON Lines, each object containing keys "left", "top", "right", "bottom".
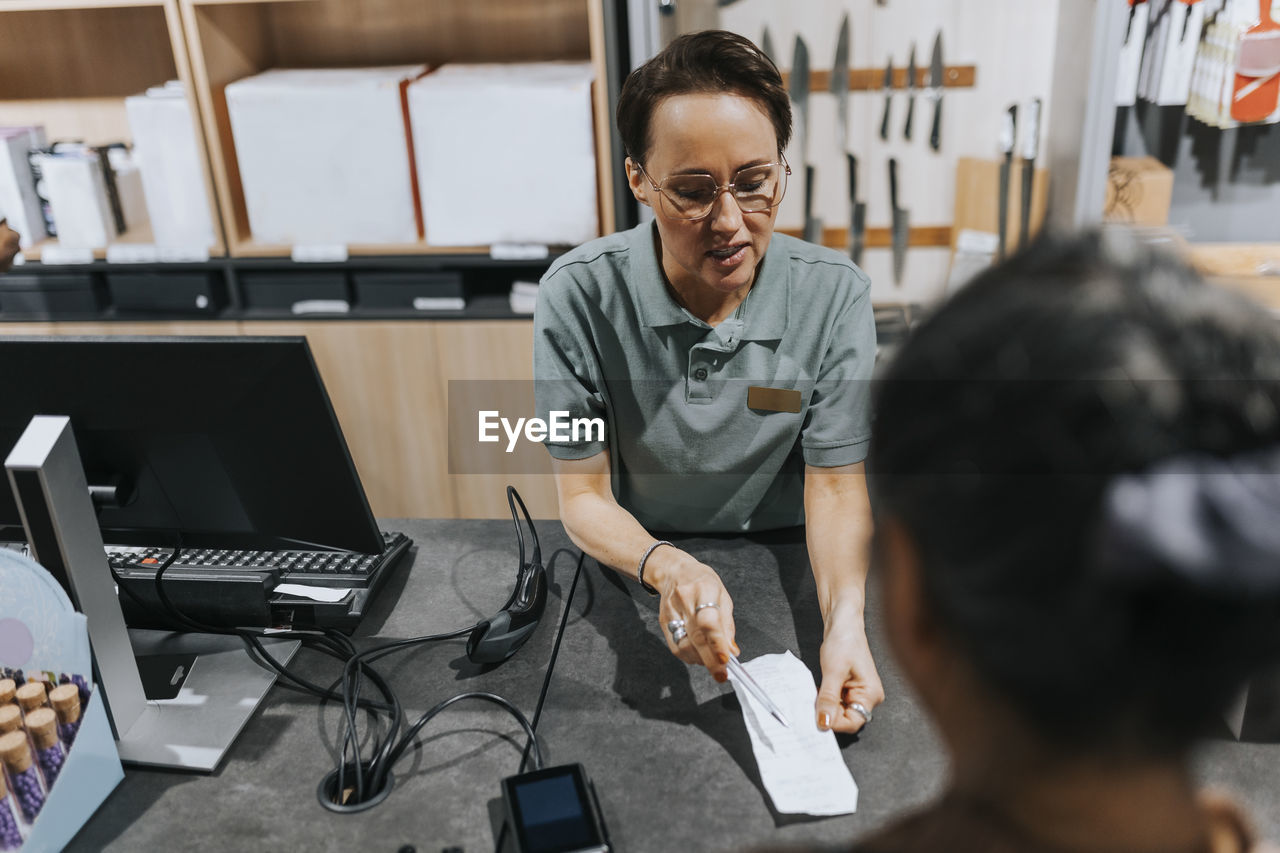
{"left": 179, "top": 0, "right": 615, "bottom": 257}
{"left": 0, "top": 0, "right": 226, "bottom": 259}
{"left": 0, "top": 0, "right": 623, "bottom": 518}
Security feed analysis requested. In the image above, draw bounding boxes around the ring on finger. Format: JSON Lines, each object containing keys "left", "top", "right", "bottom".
{"left": 693, "top": 602, "right": 719, "bottom": 614}
{"left": 850, "top": 702, "right": 873, "bottom": 725}
{"left": 666, "top": 618, "right": 685, "bottom": 635}
{"left": 671, "top": 626, "right": 688, "bottom": 644}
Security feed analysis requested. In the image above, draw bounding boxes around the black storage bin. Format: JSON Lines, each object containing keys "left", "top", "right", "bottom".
{"left": 108, "top": 271, "right": 227, "bottom": 315}
{"left": 352, "top": 270, "right": 466, "bottom": 313}
{"left": 239, "top": 271, "right": 351, "bottom": 315}
{"left": 0, "top": 272, "right": 105, "bottom": 318}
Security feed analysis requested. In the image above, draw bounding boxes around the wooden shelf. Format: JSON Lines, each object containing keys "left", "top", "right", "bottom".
{"left": 0, "top": 0, "right": 228, "bottom": 256}
{"left": 180, "top": 0, "right": 615, "bottom": 257}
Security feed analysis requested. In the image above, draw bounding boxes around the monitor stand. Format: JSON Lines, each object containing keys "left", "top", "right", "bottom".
{"left": 4, "top": 415, "right": 299, "bottom": 772}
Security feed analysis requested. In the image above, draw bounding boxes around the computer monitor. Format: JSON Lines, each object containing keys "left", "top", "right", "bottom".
{"left": 0, "top": 335, "right": 387, "bottom": 771}
{"left": 0, "top": 336, "right": 383, "bottom": 554}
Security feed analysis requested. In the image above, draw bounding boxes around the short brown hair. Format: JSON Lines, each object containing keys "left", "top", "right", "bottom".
{"left": 616, "top": 30, "right": 792, "bottom": 165}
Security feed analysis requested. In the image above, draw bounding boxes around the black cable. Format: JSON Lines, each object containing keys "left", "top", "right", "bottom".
{"left": 519, "top": 549, "right": 585, "bottom": 774}
{"left": 326, "top": 486, "right": 552, "bottom": 810}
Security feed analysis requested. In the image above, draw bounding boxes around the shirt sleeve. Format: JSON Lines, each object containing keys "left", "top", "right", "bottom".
{"left": 533, "top": 267, "right": 609, "bottom": 460}
{"left": 800, "top": 269, "right": 876, "bottom": 467}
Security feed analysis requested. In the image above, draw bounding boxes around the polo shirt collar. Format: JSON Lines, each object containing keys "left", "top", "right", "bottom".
{"left": 630, "top": 221, "right": 791, "bottom": 340}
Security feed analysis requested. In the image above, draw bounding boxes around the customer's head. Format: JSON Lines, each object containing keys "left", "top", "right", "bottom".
{"left": 869, "top": 229, "right": 1280, "bottom": 760}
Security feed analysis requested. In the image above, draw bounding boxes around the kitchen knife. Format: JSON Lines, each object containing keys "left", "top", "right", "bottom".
{"left": 904, "top": 43, "right": 918, "bottom": 140}
{"left": 830, "top": 14, "right": 851, "bottom": 154}
{"left": 803, "top": 164, "right": 823, "bottom": 244}
{"left": 927, "top": 31, "right": 945, "bottom": 151}
{"left": 879, "top": 56, "right": 894, "bottom": 141}
{"left": 847, "top": 153, "right": 866, "bottom": 266}
{"left": 761, "top": 27, "right": 776, "bottom": 66}
{"left": 998, "top": 104, "right": 1017, "bottom": 261}
{"left": 791, "top": 35, "right": 811, "bottom": 168}
{"left": 889, "top": 157, "right": 909, "bottom": 286}
{"left": 1019, "top": 98, "right": 1041, "bottom": 250}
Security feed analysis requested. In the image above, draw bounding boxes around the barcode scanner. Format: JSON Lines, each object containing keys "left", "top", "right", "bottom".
{"left": 466, "top": 487, "right": 548, "bottom": 665}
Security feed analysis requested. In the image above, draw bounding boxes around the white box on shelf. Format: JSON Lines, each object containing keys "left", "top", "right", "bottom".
{"left": 125, "top": 84, "right": 216, "bottom": 248}
{"left": 225, "top": 66, "right": 427, "bottom": 246}
{"left": 31, "top": 151, "right": 116, "bottom": 250}
{"left": 0, "top": 126, "right": 49, "bottom": 249}
{"left": 408, "top": 62, "right": 597, "bottom": 247}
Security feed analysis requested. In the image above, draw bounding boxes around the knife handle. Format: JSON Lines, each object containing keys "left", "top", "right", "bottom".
{"left": 888, "top": 157, "right": 899, "bottom": 209}
{"left": 847, "top": 153, "right": 858, "bottom": 203}
{"left": 930, "top": 97, "right": 942, "bottom": 151}
{"left": 879, "top": 93, "right": 892, "bottom": 141}
{"left": 804, "top": 164, "right": 815, "bottom": 219}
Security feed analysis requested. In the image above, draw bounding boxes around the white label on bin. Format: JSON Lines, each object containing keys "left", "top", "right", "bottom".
{"left": 490, "top": 243, "right": 549, "bottom": 261}
{"left": 291, "top": 244, "right": 348, "bottom": 263}
{"left": 291, "top": 299, "right": 350, "bottom": 315}
{"left": 106, "top": 244, "right": 160, "bottom": 264}
{"left": 412, "top": 297, "right": 466, "bottom": 311}
{"left": 157, "top": 246, "right": 211, "bottom": 264}
{"left": 40, "top": 246, "right": 95, "bottom": 265}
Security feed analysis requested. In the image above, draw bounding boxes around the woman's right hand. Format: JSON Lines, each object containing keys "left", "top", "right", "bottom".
{"left": 649, "top": 552, "right": 737, "bottom": 682}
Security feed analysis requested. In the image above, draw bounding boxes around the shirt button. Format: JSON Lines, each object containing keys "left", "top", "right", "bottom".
{"left": 693, "top": 367, "right": 708, "bottom": 381}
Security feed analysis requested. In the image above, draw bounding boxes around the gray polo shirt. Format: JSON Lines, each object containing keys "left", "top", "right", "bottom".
{"left": 534, "top": 221, "right": 875, "bottom": 532}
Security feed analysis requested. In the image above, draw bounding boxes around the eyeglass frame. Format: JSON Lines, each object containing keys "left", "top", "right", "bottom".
{"left": 634, "top": 157, "right": 792, "bottom": 221}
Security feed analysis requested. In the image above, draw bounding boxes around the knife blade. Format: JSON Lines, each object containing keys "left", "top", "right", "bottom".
{"left": 927, "top": 31, "right": 945, "bottom": 151}
{"left": 889, "top": 157, "right": 909, "bottom": 286}
{"left": 790, "top": 35, "right": 811, "bottom": 168}
{"left": 847, "top": 153, "right": 866, "bottom": 266}
{"left": 904, "top": 43, "right": 918, "bottom": 140}
{"left": 879, "top": 56, "right": 894, "bottom": 141}
{"left": 998, "top": 104, "right": 1017, "bottom": 261}
{"left": 1019, "top": 98, "right": 1041, "bottom": 250}
{"left": 830, "top": 14, "right": 851, "bottom": 154}
{"left": 803, "top": 164, "right": 822, "bottom": 244}
{"left": 761, "top": 27, "right": 776, "bottom": 66}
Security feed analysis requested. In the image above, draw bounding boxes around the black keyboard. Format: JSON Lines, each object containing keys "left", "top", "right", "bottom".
{"left": 106, "top": 530, "right": 411, "bottom": 590}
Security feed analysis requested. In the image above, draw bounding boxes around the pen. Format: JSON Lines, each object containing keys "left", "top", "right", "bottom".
{"left": 726, "top": 655, "right": 790, "bottom": 728}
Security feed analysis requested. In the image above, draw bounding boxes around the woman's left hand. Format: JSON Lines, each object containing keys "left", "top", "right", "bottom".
{"left": 815, "top": 607, "right": 884, "bottom": 733}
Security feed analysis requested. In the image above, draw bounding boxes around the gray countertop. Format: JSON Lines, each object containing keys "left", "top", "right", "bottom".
{"left": 67, "top": 519, "right": 1280, "bottom": 851}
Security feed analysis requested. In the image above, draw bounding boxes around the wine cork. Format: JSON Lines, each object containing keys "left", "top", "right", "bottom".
{"left": 15, "top": 682, "right": 46, "bottom": 712}
{"left": 49, "top": 684, "right": 81, "bottom": 722}
{"left": 0, "top": 731, "right": 32, "bottom": 773}
{"left": 0, "top": 705, "right": 20, "bottom": 734}
{"left": 0, "top": 679, "right": 15, "bottom": 705}
{"left": 25, "top": 708, "right": 58, "bottom": 750}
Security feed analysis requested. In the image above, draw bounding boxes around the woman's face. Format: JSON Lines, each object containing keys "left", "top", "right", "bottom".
{"left": 627, "top": 92, "right": 781, "bottom": 299}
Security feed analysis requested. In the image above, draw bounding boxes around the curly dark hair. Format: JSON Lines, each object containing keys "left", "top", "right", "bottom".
{"left": 869, "top": 228, "right": 1280, "bottom": 756}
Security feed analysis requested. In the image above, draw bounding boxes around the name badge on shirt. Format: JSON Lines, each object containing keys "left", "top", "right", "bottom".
{"left": 747, "top": 386, "right": 802, "bottom": 413}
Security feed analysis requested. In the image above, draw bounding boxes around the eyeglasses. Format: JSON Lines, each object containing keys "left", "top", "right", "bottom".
{"left": 637, "top": 160, "right": 791, "bottom": 221}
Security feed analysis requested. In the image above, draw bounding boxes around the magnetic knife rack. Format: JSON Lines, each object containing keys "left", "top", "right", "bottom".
{"left": 780, "top": 65, "right": 977, "bottom": 91}
{"left": 781, "top": 63, "right": 978, "bottom": 249}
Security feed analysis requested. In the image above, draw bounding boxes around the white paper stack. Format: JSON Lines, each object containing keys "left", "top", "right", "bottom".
{"left": 509, "top": 280, "right": 539, "bottom": 315}
{"left": 125, "top": 82, "right": 216, "bottom": 248}
{"left": 0, "top": 126, "right": 49, "bottom": 249}
{"left": 408, "top": 62, "right": 597, "bottom": 247}
{"left": 225, "top": 66, "right": 427, "bottom": 246}
{"left": 30, "top": 149, "right": 117, "bottom": 249}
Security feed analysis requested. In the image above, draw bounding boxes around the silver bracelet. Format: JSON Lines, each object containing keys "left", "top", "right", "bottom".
{"left": 636, "top": 539, "right": 673, "bottom": 596}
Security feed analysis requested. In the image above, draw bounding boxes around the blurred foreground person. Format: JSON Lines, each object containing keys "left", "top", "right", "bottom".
{"left": 858, "top": 230, "right": 1280, "bottom": 852}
